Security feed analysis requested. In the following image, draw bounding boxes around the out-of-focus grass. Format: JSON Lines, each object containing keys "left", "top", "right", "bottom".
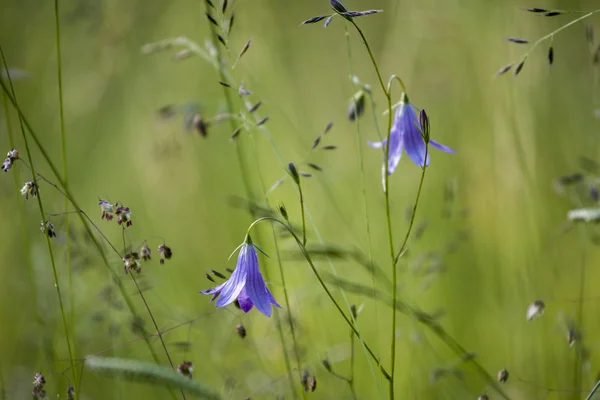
{"left": 2, "top": 0, "right": 600, "bottom": 398}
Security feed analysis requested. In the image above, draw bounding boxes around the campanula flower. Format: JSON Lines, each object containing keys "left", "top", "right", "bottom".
{"left": 369, "top": 93, "right": 455, "bottom": 173}
{"left": 200, "top": 236, "right": 281, "bottom": 317}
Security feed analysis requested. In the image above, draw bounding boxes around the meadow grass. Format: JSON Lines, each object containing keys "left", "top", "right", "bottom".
{"left": 2, "top": 0, "right": 600, "bottom": 399}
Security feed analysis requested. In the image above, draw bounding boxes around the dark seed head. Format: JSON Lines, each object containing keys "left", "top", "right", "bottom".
{"left": 248, "top": 101, "right": 262, "bottom": 113}
{"left": 230, "top": 127, "right": 242, "bottom": 140}
{"left": 506, "top": 37, "right": 529, "bottom": 44}
{"left": 206, "top": 12, "right": 219, "bottom": 27}
{"left": 322, "top": 145, "right": 338, "bottom": 150}
{"left": 514, "top": 58, "right": 526, "bottom": 76}
{"left": 236, "top": 323, "right": 247, "bottom": 338}
{"left": 205, "top": 273, "right": 215, "bottom": 282}
{"left": 542, "top": 11, "right": 563, "bottom": 17}
{"left": 256, "top": 116, "right": 269, "bottom": 126}
{"left": 323, "top": 121, "right": 333, "bottom": 134}
{"left": 278, "top": 203, "right": 289, "bottom": 221}
{"left": 330, "top": 0, "right": 348, "bottom": 13}
{"left": 348, "top": 90, "right": 366, "bottom": 121}
{"left": 324, "top": 15, "right": 334, "bottom": 27}
{"left": 523, "top": 7, "right": 548, "bottom": 13}
{"left": 219, "top": 81, "right": 231, "bottom": 88}
{"left": 302, "top": 15, "right": 328, "bottom": 24}
{"left": 495, "top": 63, "right": 512, "bottom": 77}
{"left": 548, "top": 45, "right": 554, "bottom": 65}
{"left": 311, "top": 135, "right": 322, "bottom": 149}
{"left": 497, "top": 369, "right": 509, "bottom": 383}
{"left": 222, "top": 0, "right": 228, "bottom": 14}
{"left": 307, "top": 163, "right": 323, "bottom": 172}
{"left": 288, "top": 162, "right": 300, "bottom": 184}
{"left": 212, "top": 269, "right": 227, "bottom": 279}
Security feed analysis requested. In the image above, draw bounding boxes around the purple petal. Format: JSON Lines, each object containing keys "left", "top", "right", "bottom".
{"left": 237, "top": 288, "right": 254, "bottom": 313}
{"left": 429, "top": 139, "right": 455, "bottom": 154}
{"left": 402, "top": 105, "right": 429, "bottom": 167}
{"left": 200, "top": 282, "right": 226, "bottom": 296}
{"left": 386, "top": 106, "right": 405, "bottom": 174}
{"left": 268, "top": 290, "right": 282, "bottom": 308}
{"left": 214, "top": 246, "right": 248, "bottom": 307}
{"left": 244, "top": 245, "right": 276, "bottom": 317}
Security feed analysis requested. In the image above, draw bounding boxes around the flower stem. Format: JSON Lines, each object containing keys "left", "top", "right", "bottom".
{"left": 298, "top": 181, "right": 307, "bottom": 246}
{"left": 0, "top": 67, "right": 179, "bottom": 400}
{"left": 202, "top": 3, "right": 300, "bottom": 398}
{"left": 0, "top": 49, "right": 77, "bottom": 393}
{"left": 343, "top": 20, "right": 382, "bottom": 396}
{"left": 349, "top": 20, "right": 396, "bottom": 399}
{"left": 54, "top": 0, "right": 76, "bottom": 379}
{"left": 248, "top": 217, "right": 392, "bottom": 381}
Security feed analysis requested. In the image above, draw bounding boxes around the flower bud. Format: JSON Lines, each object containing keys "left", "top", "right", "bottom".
{"left": 418, "top": 109, "right": 430, "bottom": 144}
{"left": 288, "top": 162, "right": 300, "bottom": 185}
{"left": 348, "top": 90, "right": 366, "bottom": 121}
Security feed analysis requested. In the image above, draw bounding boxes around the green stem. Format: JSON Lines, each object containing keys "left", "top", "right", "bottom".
{"left": 349, "top": 20, "right": 396, "bottom": 399}
{"left": 247, "top": 217, "right": 392, "bottom": 381}
{"left": 0, "top": 70, "right": 179, "bottom": 400}
{"left": 520, "top": 10, "right": 600, "bottom": 61}
{"left": 585, "top": 380, "right": 600, "bottom": 400}
{"left": 298, "top": 182, "right": 307, "bottom": 245}
{"left": 202, "top": 2, "right": 299, "bottom": 398}
{"left": 343, "top": 21, "right": 383, "bottom": 396}
{"left": 54, "top": 0, "right": 76, "bottom": 380}
{"left": 1, "top": 50, "right": 77, "bottom": 393}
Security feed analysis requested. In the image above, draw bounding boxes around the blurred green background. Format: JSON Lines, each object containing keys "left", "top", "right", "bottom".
{"left": 2, "top": 0, "right": 600, "bottom": 398}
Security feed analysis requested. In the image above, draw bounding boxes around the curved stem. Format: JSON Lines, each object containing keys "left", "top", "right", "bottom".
{"left": 247, "top": 217, "right": 392, "bottom": 381}
{"left": 349, "top": 20, "right": 396, "bottom": 398}
{"left": 0, "top": 48, "right": 77, "bottom": 392}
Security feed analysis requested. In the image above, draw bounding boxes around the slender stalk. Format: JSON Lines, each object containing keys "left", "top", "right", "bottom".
{"left": 248, "top": 217, "right": 392, "bottom": 381}
{"left": 585, "top": 380, "right": 600, "bottom": 400}
{"left": 298, "top": 182, "right": 307, "bottom": 245}
{"left": 343, "top": 21, "right": 382, "bottom": 398}
{"left": 2, "top": 93, "right": 40, "bottom": 326}
{"left": 54, "top": 0, "right": 76, "bottom": 370}
{"left": 201, "top": 2, "right": 300, "bottom": 398}
{"left": 348, "top": 20, "right": 396, "bottom": 398}
{"left": 0, "top": 72, "right": 179, "bottom": 400}
{"left": 1, "top": 50, "right": 77, "bottom": 392}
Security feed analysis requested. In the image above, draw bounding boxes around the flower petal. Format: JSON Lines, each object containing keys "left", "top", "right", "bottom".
{"left": 237, "top": 287, "right": 254, "bottom": 313}
{"left": 402, "top": 105, "right": 429, "bottom": 167}
{"left": 244, "top": 245, "right": 276, "bottom": 317}
{"left": 200, "top": 282, "right": 226, "bottom": 296}
{"left": 387, "top": 107, "right": 405, "bottom": 174}
{"left": 429, "top": 139, "right": 455, "bottom": 154}
{"left": 214, "top": 246, "right": 248, "bottom": 307}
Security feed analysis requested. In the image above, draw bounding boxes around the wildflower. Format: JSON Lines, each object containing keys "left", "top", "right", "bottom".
{"left": 140, "top": 244, "right": 152, "bottom": 261}
{"left": 200, "top": 235, "right": 281, "bottom": 317}
{"left": 20, "top": 181, "right": 38, "bottom": 199}
{"left": 368, "top": 93, "right": 455, "bottom": 173}
{"left": 99, "top": 199, "right": 115, "bottom": 221}
{"left": 115, "top": 203, "right": 132, "bottom": 227}
{"left": 2, "top": 149, "right": 18, "bottom": 172}
{"left": 177, "top": 361, "right": 194, "bottom": 378}
{"left": 40, "top": 221, "right": 56, "bottom": 238}
{"left": 526, "top": 300, "right": 545, "bottom": 321}
{"left": 157, "top": 244, "right": 172, "bottom": 264}
{"left": 123, "top": 252, "right": 141, "bottom": 274}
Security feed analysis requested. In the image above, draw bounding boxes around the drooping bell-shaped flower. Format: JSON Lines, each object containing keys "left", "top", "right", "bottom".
{"left": 200, "top": 235, "right": 281, "bottom": 317}
{"left": 369, "top": 93, "right": 455, "bottom": 174}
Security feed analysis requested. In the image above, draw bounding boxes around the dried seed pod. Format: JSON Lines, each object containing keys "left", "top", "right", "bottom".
{"left": 495, "top": 63, "right": 512, "bottom": 76}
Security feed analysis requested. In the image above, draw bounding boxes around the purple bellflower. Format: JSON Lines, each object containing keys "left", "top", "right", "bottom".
{"left": 369, "top": 93, "right": 455, "bottom": 173}
{"left": 200, "top": 235, "right": 281, "bottom": 317}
